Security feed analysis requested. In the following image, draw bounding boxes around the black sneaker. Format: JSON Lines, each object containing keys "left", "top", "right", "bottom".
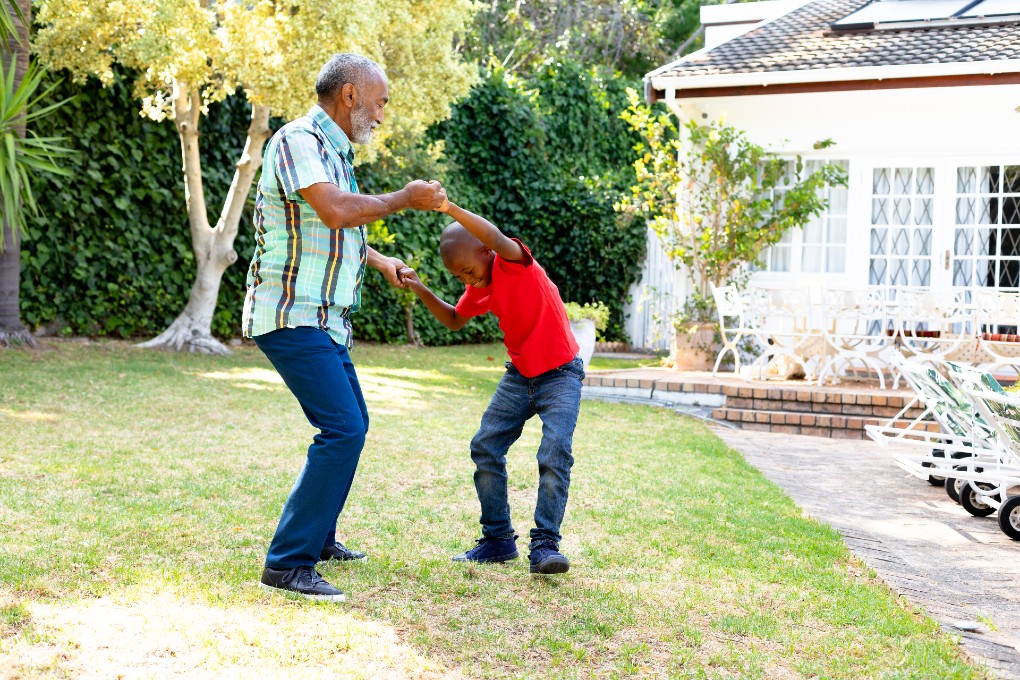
{"left": 452, "top": 535, "right": 519, "bottom": 563}
{"left": 260, "top": 566, "right": 346, "bottom": 602}
{"left": 320, "top": 541, "right": 367, "bottom": 562}
{"left": 529, "top": 544, "right": 570, "bottom": 574}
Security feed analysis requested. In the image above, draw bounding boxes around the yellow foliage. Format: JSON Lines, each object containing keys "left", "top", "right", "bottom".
{"left": 35, "top": 0, "right": 477, "bottom": 136}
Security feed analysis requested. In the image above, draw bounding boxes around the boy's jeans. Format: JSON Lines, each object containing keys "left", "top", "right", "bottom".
{"left": 471, "top": 356, "right": 584, "bottom": 549}
{"left": 253, "top": 327, "right": 369, "bottom": 570}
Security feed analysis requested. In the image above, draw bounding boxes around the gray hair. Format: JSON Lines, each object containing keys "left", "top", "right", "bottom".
{"left": 315, "top": 54, "right": 385, "bottom": 101}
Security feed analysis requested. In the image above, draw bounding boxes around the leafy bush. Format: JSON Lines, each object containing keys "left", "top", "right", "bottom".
{"left": 563, "top": 300, "right": 609, "bottom": 332}
{"left": 21, "top": 70, "right": 254, "bottom": 339}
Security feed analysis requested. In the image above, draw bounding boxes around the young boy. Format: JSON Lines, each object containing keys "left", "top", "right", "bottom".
{"left": 400, "top": 198, "right": 584, "bottom": 575}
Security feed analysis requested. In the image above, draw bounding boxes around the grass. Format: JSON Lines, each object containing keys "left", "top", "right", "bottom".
{"left": 0, "top": 339, "right": 985, "bottom": 678}
{"left": 587, "top": 354, "right": 663, "bottom": 371}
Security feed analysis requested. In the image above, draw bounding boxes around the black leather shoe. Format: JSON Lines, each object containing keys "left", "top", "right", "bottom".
{"left": 320, "top": 541, "right": 367, "bottom": 562}
{"left": 260, "top": 566, "right": 346, "bottom": 602}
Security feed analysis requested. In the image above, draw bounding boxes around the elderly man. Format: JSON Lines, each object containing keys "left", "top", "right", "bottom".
{"left": 242, "top": 53, "right": 446, "bottom": 602}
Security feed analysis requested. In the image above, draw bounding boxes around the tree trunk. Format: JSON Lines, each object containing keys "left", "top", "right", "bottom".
{"left": 404, "top": 303, "right": 421, "bottom": 346}
{"left": 0, "top": 0, "right": 34, "bottom": 348}
{"left": 137, "top": 86, "right": 271, "bottom": 354}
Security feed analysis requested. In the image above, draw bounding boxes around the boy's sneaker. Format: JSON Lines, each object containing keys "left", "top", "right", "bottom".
{"left": 320, "top": 541, "right": 367, "bottom": 562}
{"left": 260, "top": 565, "right": 346, "bottom": 602}
{"left": 452, "top": 535, "right": 519, "bottom": 563}
{"left": 529, "top": 544, "right": 570, "bottom": 574}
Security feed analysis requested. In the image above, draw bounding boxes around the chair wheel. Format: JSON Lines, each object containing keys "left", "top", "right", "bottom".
{"left": 959, "top": 482, "right": 997, "bottom": 517}
{"left": 998, "top": 496, "right": 1020, "bottom": 540}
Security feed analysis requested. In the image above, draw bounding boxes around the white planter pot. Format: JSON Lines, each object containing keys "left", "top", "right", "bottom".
{"left": 570, "top": 319, "right": 597, "bottom": 370}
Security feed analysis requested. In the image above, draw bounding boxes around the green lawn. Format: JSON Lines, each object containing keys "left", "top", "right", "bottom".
{"left": 0, "top": 340, "right": 984, "bottom": 678}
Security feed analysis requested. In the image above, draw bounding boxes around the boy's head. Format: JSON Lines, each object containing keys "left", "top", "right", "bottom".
{"left": 440, "top": 223, "right": 495, "bottom": 288}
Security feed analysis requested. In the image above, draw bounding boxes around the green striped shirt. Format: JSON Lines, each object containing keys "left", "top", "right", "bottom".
{"left": 242, "top": 105, "right": 367, "bottom": 347}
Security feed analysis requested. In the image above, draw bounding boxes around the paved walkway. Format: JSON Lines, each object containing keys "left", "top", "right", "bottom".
{"left": 712, "top": 426, "right": 1020, "bottom": 678}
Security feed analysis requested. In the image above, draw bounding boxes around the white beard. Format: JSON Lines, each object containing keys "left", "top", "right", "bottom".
{"left": 350, "top": 102, "right": 377, "bottom": 144}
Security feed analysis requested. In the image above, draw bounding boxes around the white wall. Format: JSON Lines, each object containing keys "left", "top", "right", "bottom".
{"left": 675, "top": 85, "right": 1020, "bottom": 158}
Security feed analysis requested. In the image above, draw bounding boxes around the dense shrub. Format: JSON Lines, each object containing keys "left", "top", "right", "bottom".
{"left": 22, "top": 71, "right": 254, "bottom": 339}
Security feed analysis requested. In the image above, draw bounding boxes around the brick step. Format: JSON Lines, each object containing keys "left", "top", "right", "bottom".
{"left": 711, "top": 407, "right": 941, "bottom": 440}
{"left": 723, "top": 395, "right": 925, "bottom": 419}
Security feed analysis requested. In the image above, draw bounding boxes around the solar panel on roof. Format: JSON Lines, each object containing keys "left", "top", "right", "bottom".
{"left": 959, "top": 0, "right": 1020, "bottom": 17}
{"left": 832, "top": 0, "right": 973, "bottom": 29}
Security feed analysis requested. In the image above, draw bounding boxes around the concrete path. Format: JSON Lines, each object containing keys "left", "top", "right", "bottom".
{"left": 712, "top": 426, "right": 1020, "bottom": 678}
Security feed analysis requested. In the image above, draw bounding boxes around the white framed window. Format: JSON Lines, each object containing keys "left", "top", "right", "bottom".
{"left": 953, "top": 165, "right": 1020, "bottom": 291}
{"left": 867, "top": 166, "right": 935, "bottom": 287}
{"left": 764, "top": 160, "right": 849, "bottom": 274}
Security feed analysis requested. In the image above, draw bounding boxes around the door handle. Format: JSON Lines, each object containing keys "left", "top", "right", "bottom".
{"left": 945, "top": 249, "right": 950, "bottom": 271}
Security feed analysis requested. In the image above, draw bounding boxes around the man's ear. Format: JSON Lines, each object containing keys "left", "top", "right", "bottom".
{"left": 340, "top": 82, "right": 357, "bottom": 108}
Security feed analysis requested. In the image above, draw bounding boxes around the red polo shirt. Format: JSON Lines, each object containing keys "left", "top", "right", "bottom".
{"left": 454, "top": 240, "right": 579, "bottom": 378}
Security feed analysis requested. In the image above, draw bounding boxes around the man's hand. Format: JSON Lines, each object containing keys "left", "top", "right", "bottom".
{"left": 403, "top": 180, "right": 447, "bottom": 211}
{"left": 366, "top": 247, "right": 408, "bottom": 288}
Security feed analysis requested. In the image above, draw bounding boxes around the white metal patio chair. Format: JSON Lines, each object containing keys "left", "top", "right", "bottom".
{"left": 817, "top": 285, "right": 893, "bottom": 388}
{"left": 710, "top": 284, "right": 755, "bottom": 376}
{"left": 891, "top": 288, "right": 977, "bottom": 369}
{"left": 973, "top": 289, "right": 1020, "bottom": 380}
{"left": 745, "top": 281, "right": 823, "bottom": 381}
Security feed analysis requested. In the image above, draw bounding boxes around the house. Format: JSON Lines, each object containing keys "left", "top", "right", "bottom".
{"left": 626, "top": 0, "right": 1020, "bottom": 351}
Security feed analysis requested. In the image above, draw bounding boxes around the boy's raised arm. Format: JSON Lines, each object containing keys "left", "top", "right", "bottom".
{"left": 441, "top": 201, "right": 526, "bottom": 263}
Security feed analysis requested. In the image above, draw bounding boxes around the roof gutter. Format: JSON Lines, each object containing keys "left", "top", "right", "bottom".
{"left": 647, "top": 59, "right": 1020, "bottom": 104}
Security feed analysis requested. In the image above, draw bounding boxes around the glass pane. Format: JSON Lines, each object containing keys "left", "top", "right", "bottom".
{"left": 915, "top": 197, "right": 933, "bottom": 225}
{"left": 954, "top": 228, "right": 974, "bottom": 256}
{"left": 802, "top": 246, "right": 823, "bottom": 273}
{"left": 958, "top": 166, "right": 977, "bottom": 194}
{"left": 872, "top": 198, "right": 888, "bottom": 225}
{"left": 770, "top": 246, "right": 790, "bottom": 272}
{"left": 894, "top": 168, "right": 912, "bottom": 194}
{"left": 916, "top": 167, "right": 935, "bottom": 194}
{"left": 914, "top": 227, "right": 932, "bottom": 255}
{"left": 871, "top": 228, "right": 887, "bottom": 255}
{"left": 1005, "top": 166, "right": 1020, "bottom": 194}
{"left": 827, "top": 246, "right": 846, "bottom": 273}
{"left": 893, "top": 229, "right": 910, "bottom": 255}
{"left": 828, "top": 217, "right": 848, "bottom": 242}
{"left": 873, "top": 168, "right": 891, "bottom": 194}
{"left": 893, "top": 198, "right": 912, "bottom": 225}
{"left": 957, "top": 197, "right": 976, "bottom": 224}
{"left": 802, "top": 219, "right": 823, "bottom": 244}
{"left": 828, "top": 184, "right": 848, "bottom": 214}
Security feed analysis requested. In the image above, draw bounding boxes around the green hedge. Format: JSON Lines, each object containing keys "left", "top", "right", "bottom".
{"left": 22, "top": 71, "right": 254, "bottom": 339}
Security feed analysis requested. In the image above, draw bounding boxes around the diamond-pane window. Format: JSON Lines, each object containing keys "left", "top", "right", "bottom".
{"left": 870, "top": 166, "right": 934, "bottom": 287}
{"left": 953, "top": 165, "right": 1020, "bottom": 291}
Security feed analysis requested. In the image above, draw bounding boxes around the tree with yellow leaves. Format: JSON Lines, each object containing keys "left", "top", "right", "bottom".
{"left": 34, "top": 0, "right": 477, "bottom": 353}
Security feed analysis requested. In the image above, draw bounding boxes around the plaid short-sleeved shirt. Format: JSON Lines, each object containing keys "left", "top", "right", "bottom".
{"left": 242, "top": 105, "right": 367, "bottom": 347}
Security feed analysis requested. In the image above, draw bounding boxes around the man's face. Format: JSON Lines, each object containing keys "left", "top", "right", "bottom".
{"left": 349, "top": 71, "right": 389, "bottom": 144}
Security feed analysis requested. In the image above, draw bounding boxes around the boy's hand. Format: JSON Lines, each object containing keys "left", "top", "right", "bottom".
{"left": 398, "top": 267, "right": 424, "bottom": 291}
{"left": 404, "top": 180, "right": 447, "bottom": 211}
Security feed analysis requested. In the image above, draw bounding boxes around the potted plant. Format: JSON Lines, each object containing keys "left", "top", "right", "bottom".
{"left": 618, "top": 90, "right": 848, "bottom": 370}
{"left": 563, "top": 301, "right": 609, "bottom": 370}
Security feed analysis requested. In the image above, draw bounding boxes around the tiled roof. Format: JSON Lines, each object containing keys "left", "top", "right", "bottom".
{"left": 653, "top": 0, "right": 1020, "bottom": 79}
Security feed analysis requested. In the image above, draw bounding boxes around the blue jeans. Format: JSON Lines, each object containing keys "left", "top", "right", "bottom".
{"left": 471, "top": 357, "right": 584, "bottom": 549}
{"left": 253, "top": 327, "right": 369, "bottom": 569}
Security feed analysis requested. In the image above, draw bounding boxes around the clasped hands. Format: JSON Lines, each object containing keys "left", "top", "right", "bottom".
{"left": 375, "top": 179, "right": 450, "bottom": 289}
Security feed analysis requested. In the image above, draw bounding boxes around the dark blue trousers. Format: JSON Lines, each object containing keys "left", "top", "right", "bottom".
{"left": 253, "top": 327, "right": 368, "bottom": 569}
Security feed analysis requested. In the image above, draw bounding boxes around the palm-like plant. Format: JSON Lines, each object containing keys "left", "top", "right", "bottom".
{"left": 0, "top": 0, "right": 74, "bottom": 347}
